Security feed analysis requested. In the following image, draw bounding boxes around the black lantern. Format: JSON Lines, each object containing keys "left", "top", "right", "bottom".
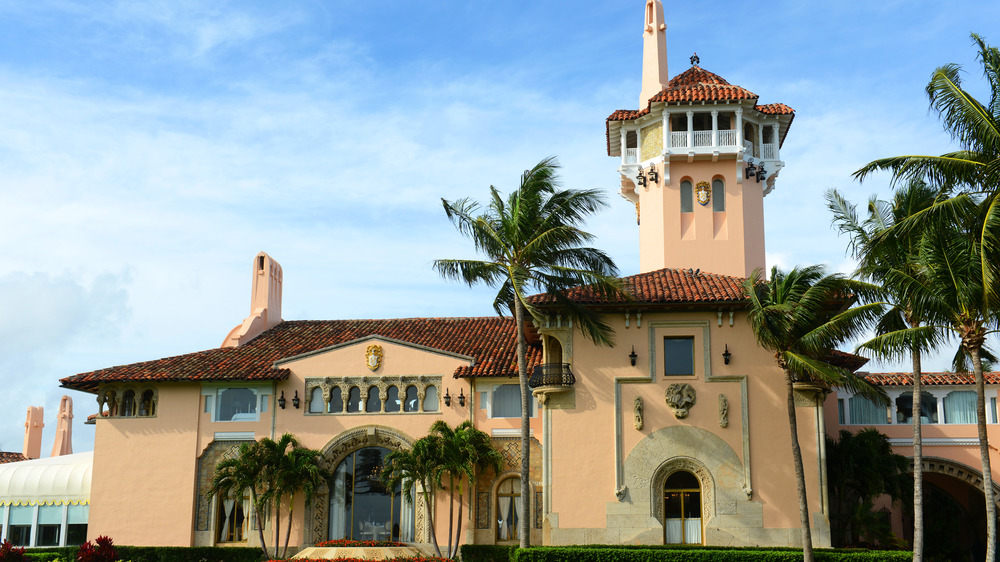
{"left": 636, "top": 167, "right": 647, "bottom": 187}
{"left": 722, "top": 344, "right": 732, "bottom": 365}
{"left": 278, "top": 391, "right": 287, "bottom": 410}
{"left": 745, "top": 158, "right": 758, "bottom": 180}
{"left": 458, "top": 389, "right": 466, "bottom": 407}
{"left": 292, "top": 390, "right": 300, "bottom": 409}
{"left": 755, "top": 164, "right": 767, "bottom": 182}
{"left": 444, "top": 389, "right": 452, "bottom": 407}
{"left": 647, "top": 165, "right": 659, "bottom": 184}
{"left": 629, "top": 345, "right": 638, "bottom": 366}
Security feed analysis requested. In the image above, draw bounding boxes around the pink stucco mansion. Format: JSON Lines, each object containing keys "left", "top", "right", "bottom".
{"left": 2, "top": 0, "right": 995, "bottom": 554}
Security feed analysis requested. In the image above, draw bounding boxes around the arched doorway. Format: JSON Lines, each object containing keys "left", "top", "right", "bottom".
{"left": 495, "top": 476, "right": 522, "bottom": 541}
{"left": 663, "top": 471, "right": 702, "bottom": 544}
{"left": 328, "top": 446, "right": 414, "bottom": 542}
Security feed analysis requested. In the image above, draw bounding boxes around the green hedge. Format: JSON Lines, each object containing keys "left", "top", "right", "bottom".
{"left": 460, "top": 544, "right": 518, "bottom": 562}
{"left": 114, "top": 546, "right": 263, "bottom": 562}
{"left": 18, "top": 546, "right": 264, "bottom": 562}
{"left": 510, "top": 547, "right": 912, "bottom": 562}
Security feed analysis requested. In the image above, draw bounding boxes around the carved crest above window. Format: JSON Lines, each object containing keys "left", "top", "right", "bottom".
{"left": 695, "top": 181, "right": 711, "bottom": 206}
{"left": 365, "top": 344, "right": 383, "bottom": 372}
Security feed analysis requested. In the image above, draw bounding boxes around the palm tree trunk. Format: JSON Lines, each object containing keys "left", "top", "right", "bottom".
{"left": 453, "top": 481, "right": 465, "bottom": 559}
{"left": 282, "top": 503, "right": 293, "bottom": 559}
{"left": 514, "top": 298, "right": 531, "bottom": 549}
{"left": 446, "top": 474, "right": 454, "bottom": 558}
{"left": 970, "top": 348, "right": 996, "bottom": 562}
{"left": 911, "top": 346, "right": 924, "bottom": 562}
{"left": 273, "top": 500, "right": 281, "bottom": 560}
{"left": 785, "top": 369, "right": 814, "bottom": 562}
{"left": 249, "top": 490, "right": 270, "bottom": 559}
{"left": 423, "top": 484, "right": 443, "bottom": 558}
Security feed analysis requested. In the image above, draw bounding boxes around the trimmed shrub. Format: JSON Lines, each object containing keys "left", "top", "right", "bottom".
{"left": 460, "top": 544, "right": 517, "bottom": 562}
{"left": 113, "top": 546, "right": 264, "bottom": 562}
{"left": 511, "top": 546, "right": 913, "bottom": 562}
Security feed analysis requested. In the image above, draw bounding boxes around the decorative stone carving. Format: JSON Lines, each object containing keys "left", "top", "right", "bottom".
{"left": 633, "top": 396, "right": 644, "bottom": 430}
{"left": 665, "top": 383, "right": 696, "bottom": 418}
{"left": 719, "top": 394, "right": 729, "bottom": 428}
{"left": 365, "top": 344, "right": 383, "bottom": 371}
{"left": 304, "top": 376, "right": 441, "bottom": 415}
{"left": 615, "top": 485, "right": 628, "bottom": 501}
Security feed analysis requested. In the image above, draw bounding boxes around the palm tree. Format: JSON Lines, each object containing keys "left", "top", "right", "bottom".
{"left": 208, "top": 440, "right": 272, "bottom": 558}
{"left": 431, "top": 420, "right": 503, "bottom": 558}
{"left": 434, "top": 156, "right": 625, "bottom": 548}
{"left": 256, "top": 433, "right": 300, "bottom": 556}
{"left": 383, "top": 436, "right": 446, "bottom": 557}
{"left": 826, "top": 428, "right": 911, "bottom": 547}
{"left": 827, "top": 179, "right": 947, "bottom": 560}
{"left": 267, "top": 445, "right": 330, "bottom": 559}
{"left": 744, "top": 265, "right": 887, "bottom": 562}
{"left": 859, "top": 202, "right": 1000, "bottom": 561}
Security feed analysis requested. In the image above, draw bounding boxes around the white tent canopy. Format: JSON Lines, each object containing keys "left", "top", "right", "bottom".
{"left": 0, "top": 451, "right": 92, "bottom": 506}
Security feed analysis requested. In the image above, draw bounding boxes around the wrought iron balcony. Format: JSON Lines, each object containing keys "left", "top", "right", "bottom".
{"left": 529, "top": 363, "right": 575, "bottom": 389}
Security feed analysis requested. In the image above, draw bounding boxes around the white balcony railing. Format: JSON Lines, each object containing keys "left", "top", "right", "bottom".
{"left": 624, "top": 148, "right": 638, "bottom": 164}
{"left": 692, "top": 131, "right": 712, "bottom": 147}
{"left": 718, "top": 129, "right": 737, "bottom": 146}
{"left": 669, "top": 132, "right": 687, "bottom": 148}
{"left": 761, "top": 143, "right": 777, "bottom": 160}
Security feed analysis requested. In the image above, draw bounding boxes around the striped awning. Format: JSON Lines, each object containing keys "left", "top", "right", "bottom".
{"left": 0, "top": 451, "right": 92, "bottom": 506}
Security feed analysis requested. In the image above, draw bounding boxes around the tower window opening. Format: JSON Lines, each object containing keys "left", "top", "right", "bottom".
{"left": 626, "top": 131, "right": 637, "bottom": 149}
{"left": 258, "top": 256, "right": 265, "bottom": 271}
{"left": 680, "top": 181, "right": 693, "bottom": 213}
{"left": 711, "top": 180, "right": 725, "bottom": 212}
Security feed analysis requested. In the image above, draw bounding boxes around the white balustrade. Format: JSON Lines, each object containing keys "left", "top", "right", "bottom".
{"left": 761, "top": 143, "right": 777, "bottom": 160}
{"left": 669, "top": 132, "right": 688, "bottom": 148}
{"left": 718, "top": 129, "right": 736, "bottom": 146}
{"left": 692, "top": 131, "right": 712, "bottom": 147}
{"left": 624, "top": 148, "right": 638, "bottom": 164}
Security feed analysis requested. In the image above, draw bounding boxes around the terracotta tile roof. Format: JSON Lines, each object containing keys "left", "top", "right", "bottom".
{"left": 605, "top": 66, "right": 795, "bottom": 156}
{"left": 0, "top": 451, "right": 26, "bottom": 464}
{"left": 755, "top": 103, "right": 794, "bottom": 115}
{"left": 61, "top": 317, "right": 540, "bottom": 392}
{"left": 528, "top": 267, "right": 747, "bottom": 305}
{"left": 862, "top": 372, "right": 1000, "bottom": 386}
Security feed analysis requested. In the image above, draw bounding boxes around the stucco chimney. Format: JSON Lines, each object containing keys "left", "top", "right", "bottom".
{"left": 50, "top": 396, "right": 74, "bottom": 457}
{"left": 221, "top": 252, "right": 284, "bottom": 347}
{"left": 23, "top": 406, "right": 43, "bottom": 460}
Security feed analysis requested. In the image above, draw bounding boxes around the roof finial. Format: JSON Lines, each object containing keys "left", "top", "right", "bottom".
{"left": 639, "top": 0, "right": 669, "bottom": 107}
{"left": 690, "top": 52, "right": 700, "bottom": 66}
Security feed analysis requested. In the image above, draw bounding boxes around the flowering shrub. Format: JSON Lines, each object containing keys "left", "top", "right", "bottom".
{"left": 76, "top": 535, "right": 117, "bottom": 562}
{"left": 314, "top": 539, "right": 406, "bottom": 548}
{"left": 0, "top": 539, "right": 26, "bottom": 562}
{"left": 271, "top": 558, "right": 452, "bottom": 562}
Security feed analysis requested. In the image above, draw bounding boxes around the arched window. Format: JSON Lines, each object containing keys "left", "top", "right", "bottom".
{"left": 423, "top": 386, "right": 439, "bottom": 412}
{"left": 329, "top": 447, "right": 414, "bottom": 542}
{"left": 385, "top": 386, "right": 401, "bottom": 413}
{"left": 680, "top": 181, "right": 693, "bottom": 213}
{"left": 896, "top": 391, "right": 938, "bottom": 424}
{"left": 664, "top": 471, "right": 701, "bottom": 544}
{"left": 711, "top": 179, "right": 725, "bottom": 212}
{"left": 403, "top": 386, "right": 419, "bottom": 412}
{"left": 366, "top": 386, "right": 382, "bottom": 413}
{"left": 139, "top": 390, "right": 156, "bottom": 417}
{"left": 120, "top": 390, "right": 136, "bottom": 417}
{"left": 496, "top": 477, "right": 523, "bottom": 541}
{"left": 308, "top": 387, "right": 325, "bottom": 413}
{"left": 346, "top": 387, "right": 362, "bottom": 413}
{"left": 329, "top": 387, "right": 344, "bottom": 413}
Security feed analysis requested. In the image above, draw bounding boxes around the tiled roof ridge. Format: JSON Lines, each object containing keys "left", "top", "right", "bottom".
{"left": 528, "top": 266, "right": 748, "bottom": 305}
{"left": 61, "top": 315, "right": 540, "bottom": 391}
{"left": 861, "top": 371, "right": 1000, "bottom": 386}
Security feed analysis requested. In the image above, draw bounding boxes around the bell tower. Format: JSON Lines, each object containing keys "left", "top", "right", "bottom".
{"left": 606, "top": 1, "right": 794, "bottom": 278}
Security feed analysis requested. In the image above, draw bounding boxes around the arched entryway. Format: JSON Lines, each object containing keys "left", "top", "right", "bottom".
{"left": 328, "top": 446, "right": 415, "bottom": 542}
{"left": 897, "top": 457, "right": 1000, "bottom": 561}
{"left": 304, "top": 426, "right": 426, "bottom": 546}
{"left": 663, "top": 471, "right": 702, "bottom": 544}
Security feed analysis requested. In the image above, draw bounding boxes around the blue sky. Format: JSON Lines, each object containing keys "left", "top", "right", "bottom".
{"left": 1, "top": 0, "right": 998, "bottom": 453}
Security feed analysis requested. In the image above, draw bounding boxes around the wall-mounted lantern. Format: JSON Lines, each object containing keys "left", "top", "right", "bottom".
{"left": 292, "top": 390, "right": 301, "bottom": 409}
{"left": 636, "top": 167, "right": 647, "bottom": 187}
{"left": 629, "top": 346, "right": 638, "bottom": 366}
{"left": 444, "top": 389, "right": 452, "bottom": 407}
{"left": 647, "top": 165, "right": 659, "bottom": 184}
{"left": 722, "top": 344, "right": 732, "bottom": 365}
{"left": 278, "top": 391, "right": 287, "bottom": 410}
{"left": 458, "top": 389, "right": 466, "bottom": 407}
